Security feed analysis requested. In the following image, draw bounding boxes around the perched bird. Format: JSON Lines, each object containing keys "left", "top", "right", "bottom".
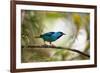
{"left": 35, "top": 31, "right": 66, "bottom": 45}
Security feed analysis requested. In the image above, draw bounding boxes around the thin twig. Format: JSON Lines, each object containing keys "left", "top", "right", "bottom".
{"left": 22, "top": 45, "right": 90, "bottom": 58}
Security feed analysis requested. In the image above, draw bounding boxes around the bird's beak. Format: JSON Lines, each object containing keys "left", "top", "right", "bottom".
{"left": 63, "top": 33, "right": 66, "bottom": 35}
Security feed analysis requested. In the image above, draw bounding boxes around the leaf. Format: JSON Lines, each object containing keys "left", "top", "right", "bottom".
{"left": 72, "top": 13, "right": 82, "bottom": 30}
{"left": 46, "top": 12, "right": 67, "bottom": 19}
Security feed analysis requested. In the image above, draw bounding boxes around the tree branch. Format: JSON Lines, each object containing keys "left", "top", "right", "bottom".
{"left": 22, "top": 45, "right": 90, "bottom": 58}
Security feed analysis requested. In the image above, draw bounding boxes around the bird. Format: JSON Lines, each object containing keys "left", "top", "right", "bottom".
{"left": 35, "top": 31, "right": 66, "bottom": 46}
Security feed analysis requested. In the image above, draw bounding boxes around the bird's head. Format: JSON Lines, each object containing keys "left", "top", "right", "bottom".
{"left": 58, "top": 32, "right": 66, "bottom": 35}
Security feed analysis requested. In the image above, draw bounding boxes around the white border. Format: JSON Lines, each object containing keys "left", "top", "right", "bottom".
{"left": 16, "top": 5, "right": 95, "bottom": 69}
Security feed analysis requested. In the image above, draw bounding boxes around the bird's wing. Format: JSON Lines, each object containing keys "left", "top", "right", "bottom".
{"left": 42, "top": 32, "right": 55, "bottom": 36}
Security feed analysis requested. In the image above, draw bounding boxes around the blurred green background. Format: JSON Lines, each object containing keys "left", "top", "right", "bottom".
{"left": 21, "top": 10, "right": 90, "bottom": 63}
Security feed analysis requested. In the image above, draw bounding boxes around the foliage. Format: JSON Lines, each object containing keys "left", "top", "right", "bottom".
{"left": 21, "top": 10, "right": 90, "bottom": 63}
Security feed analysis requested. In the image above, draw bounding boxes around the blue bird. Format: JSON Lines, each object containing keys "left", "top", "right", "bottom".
{"left": 36, "top": 31, "right": 66, "bottom": 45}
